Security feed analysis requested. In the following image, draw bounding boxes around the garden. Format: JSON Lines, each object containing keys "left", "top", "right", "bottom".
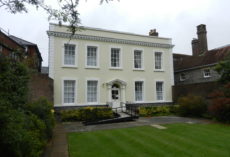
{"left": 68, "top": 123, "right": 230, "bottom": 157}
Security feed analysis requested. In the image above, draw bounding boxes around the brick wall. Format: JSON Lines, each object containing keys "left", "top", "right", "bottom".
{"left": 28, "top": 73, "right": 53, "bottom": 103}
{"left": 172, "top": 81, "right": 220, "bottom": 102}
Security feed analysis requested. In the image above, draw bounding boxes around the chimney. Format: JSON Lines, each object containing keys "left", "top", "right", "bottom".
{"left": 149, "top": 29, "right": 158, "bottom": 37}
{"left": 191, "top": 38, "right": 199, "bottom": 56}
{"left": 197, "top": 24, "right": 208, "bottom": 54}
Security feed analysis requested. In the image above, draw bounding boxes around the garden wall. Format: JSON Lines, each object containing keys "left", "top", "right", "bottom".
{"left": 28, "top": 73, "right": 53, "bottom": 103}
{"left": 172, "top": 81, "right": 220, "bottom": 102}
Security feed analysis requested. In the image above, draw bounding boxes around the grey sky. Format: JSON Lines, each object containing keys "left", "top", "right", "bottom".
{"left": 0, "top": 0, "right": 229, "bottom": 66}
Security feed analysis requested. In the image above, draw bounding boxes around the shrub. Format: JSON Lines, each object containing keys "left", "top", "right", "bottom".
{"left": 25, "top": 97, "right": 55, "bottom": 139}
{"left": 60, "top": 107, "right": 113, "bottom": 122}
{"left": 208, "top": 83, "right": 230, "bottom": 123}
{"left": 139, "top": 106, "right": 176, "bottom": 117}
{"left": 177, "top": 95, "right": 207, "bottom": 117}
{"left": 0, "top": 108, "right": 46, "bottom": 157}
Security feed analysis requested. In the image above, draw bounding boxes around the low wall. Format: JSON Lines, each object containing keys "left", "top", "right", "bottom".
{"left": 172, "top": 81, "right": 220, "bottom": 102}
{"left": 28, "top": 73, "right": 53, "bottom": 103}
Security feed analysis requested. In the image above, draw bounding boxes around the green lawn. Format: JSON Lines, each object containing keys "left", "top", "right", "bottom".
{"left": 68, "top": 123, "right": 230, "bottom": 157}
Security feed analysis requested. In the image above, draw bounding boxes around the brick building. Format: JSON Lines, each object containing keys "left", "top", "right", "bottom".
{"left": 173, "top": 24, "right": 230, "bottom": 85}
{"left": 0, "top": 29, "right": 43, "bottom": 72}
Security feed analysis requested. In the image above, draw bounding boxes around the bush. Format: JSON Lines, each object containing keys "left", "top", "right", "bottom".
{"left": 0, "top": 108, "right": 46, "bottom": 157}
{"left": 208, "top": 83, "right": 230, "bottom": 123}
{"left": 139, "top": 106, "right": 176, "bottom": 117}
{"left": 60, "top": 107, "right": 113, "bottom": 122}
{"left": 25, "top": 97, "right": 55, "bottom": 139}
{"left": 177, "top": 95, "right": 207, "bottom": 117}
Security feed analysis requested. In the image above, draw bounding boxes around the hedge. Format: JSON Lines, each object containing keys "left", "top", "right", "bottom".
{"left": 138, "top": 106, "right": 178, "bottom": 117}
{"left": 60, "top": 107, "right": 113, "bottom": 121}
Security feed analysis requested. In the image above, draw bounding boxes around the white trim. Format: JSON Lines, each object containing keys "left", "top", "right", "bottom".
{"left": 49, "top": 23, "right": 172, "bottom": 40}
{"left": 109, "top": 46, "right": 123, "bottom": 69}
{"left": 62, "top": 41, "right": 78, "bottom": 68}
{"left": 62, "top": 78, "right": 78, "bottom": 106}
{"left": 85, "top": 78, "right": 100, "bottom": 105}
{"left": 85, "top": 43, "right": 100, "bottom": 69}
{"left": 48, "top": 35, "right": 54, "bottom": 79}
{"left": 133, "top": 79, "right": 145, "bottom": 103}
{"left": 133, "top": 48, "right": 145, "bottom": 70}
{"left": 155, "top": 80, "right": 165, "bottom": 102}
{"left": 203, "top": 68, "right": 211, "bottom": 78}
{"left": 154, "top": 51, "right": 164, "bottom": 71}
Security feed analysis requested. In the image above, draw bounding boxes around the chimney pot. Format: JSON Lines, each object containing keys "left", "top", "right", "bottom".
{"left": 149, "top": 29, "right": 158, "bottom": 37}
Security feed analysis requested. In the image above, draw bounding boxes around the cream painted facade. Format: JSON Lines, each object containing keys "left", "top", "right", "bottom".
{"left": 47, "top": 23, "right": 174, "bottom": 107}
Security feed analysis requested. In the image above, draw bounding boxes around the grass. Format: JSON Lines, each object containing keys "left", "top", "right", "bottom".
{"left": 68, "top": 123, "right": 230, "bottom": 157}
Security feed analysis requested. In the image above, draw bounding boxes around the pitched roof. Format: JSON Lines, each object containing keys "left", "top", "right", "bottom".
{"left": 9, "top": 35, "right": 36, "bottom": 46}
{"left": 9, "top": 35, "right": 42, "bottom": 61}
{"left": 174, "top": 45, "right": 230, "bottom": 72}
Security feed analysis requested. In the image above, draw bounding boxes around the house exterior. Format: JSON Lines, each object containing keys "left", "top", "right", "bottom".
{"left": 0, "top": 30, "right": 24, "bottom": 59}
{"left": 0, "top": 29, "right": 43, "bottom": 72}
{"left": 47, "top": 23, "right": 174, "bottom": 108}
{"left": 9, "top": 35, "right": 43, "bottom": 72}
{"left": 173, "top": 24, "right": 230, "bottom": 85}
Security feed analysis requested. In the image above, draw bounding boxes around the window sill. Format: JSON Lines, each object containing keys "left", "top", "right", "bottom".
{"left": 133, "top": 69, "right": 145, "bottom": 71}
{"left": 85, "top": 67, "right": 100, "bottom": 70}
{"left": 109, "top": 67, "right": 123, "bottom": 70}
{"left": 62, "top": 103, "right": 76, "bottom": 106}
{"left": 86, "top": 102, "right": 99, "bottom": 105}
{"left": 154, "top": 69, "right": 164, "bottom": 72}
{"left": 62, "top": 66, "right": 78, "bottom": 69}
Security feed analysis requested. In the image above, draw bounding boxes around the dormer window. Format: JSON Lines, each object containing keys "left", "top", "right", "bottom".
{"left": 203, "top": 69, "right": 211, "bottom": 78}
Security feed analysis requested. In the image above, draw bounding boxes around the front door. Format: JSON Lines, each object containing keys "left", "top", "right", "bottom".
{"left": 111, "top": 85, "right": 120, "bottom": 108}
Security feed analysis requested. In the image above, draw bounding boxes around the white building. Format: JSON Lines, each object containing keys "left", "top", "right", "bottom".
{"left": 47, "top": 24, "right": 174, "bottom": 108}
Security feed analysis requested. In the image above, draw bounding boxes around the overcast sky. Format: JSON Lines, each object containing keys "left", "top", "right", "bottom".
{"left": 0, "top": 0, "right": 230, "bottom": 66}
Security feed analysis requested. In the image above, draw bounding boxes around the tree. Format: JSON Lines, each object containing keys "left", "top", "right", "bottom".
{"left": 215, "top": 52, "right": 230, "bottom": 84}
{"left": 0, "top": 0, "right": 115, "bottom": 34}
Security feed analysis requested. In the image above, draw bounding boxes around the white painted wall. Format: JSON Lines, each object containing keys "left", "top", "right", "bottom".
{"left": 48, "top": 23, "right": 174, "bottom": 107}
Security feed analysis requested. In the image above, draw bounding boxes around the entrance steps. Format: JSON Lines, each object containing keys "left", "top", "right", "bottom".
{"left": 83, "top": 111, "right": 138, "bottom": 125}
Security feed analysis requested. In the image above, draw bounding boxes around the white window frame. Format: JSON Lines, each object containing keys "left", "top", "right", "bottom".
{"left": 180, "top": 73, "right": 187, "bottom": 81}
{"left": 134, "top": 79, "right": 145, "bottom": 102}
{"left": 155, "top": 81, "right": 164, "bottom": 101}
{"left": 86, "top": 78, "right": 100, "bottom": 105}
{"left": 203, "top": 68, "right": 211, "bottom": 78}
{"left": 62, "top": 42, "right": 78, "bottom": 68}
{"left": 154, "top": 51, "right": 163, "bottom": 71}
{"left": 85, "top": 44, "right": 99, "bottom": 69}
{"left": 109, "top": 46, "right": 123, "bottom": 69}
{"left": 133, "top": 48, "right": 144, "bottom": 70}
{"left": 62, "top": 78, "right": 77, "bottom": 106}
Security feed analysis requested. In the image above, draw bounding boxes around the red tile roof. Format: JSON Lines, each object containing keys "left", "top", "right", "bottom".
{"left": 174, "top": 45, "right": 230, "bottom": 72}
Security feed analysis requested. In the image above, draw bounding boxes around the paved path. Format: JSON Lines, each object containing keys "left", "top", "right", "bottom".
{"left": 43, "top": 124, "right": 68, "bottom": 157}
{"left": 44, "top": 116, "right": 211, "bottom": 157}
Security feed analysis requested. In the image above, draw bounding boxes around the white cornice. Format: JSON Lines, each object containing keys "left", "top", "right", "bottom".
{"left": 47, "top": 31, "right": 174, "bottom": 49}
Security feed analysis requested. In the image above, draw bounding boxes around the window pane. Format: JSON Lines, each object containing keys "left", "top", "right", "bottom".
{"left": 87, "top": 46, "right": 97, "bottom": 66}
{"left": 87, "top": 81, "right": 98, "bottom": 103}
{"left": 64, "top": 44, "right": 75, "bottom": 65}
{"left": 204, "top": 69, "right": 211, "bottom": 77}
{"left": 134, "top": 50, "right": 142, "bottom": 69}
{"left": 156, "top": 82, "right": 163, "bottom": 100}
{"left": 111, "top": 48, "right": 120, "bottom": 67}
{"left": 64, "top": 80, "right": 75, "bottom": 103}
{"left": 155, "top": 52, "right": 162, "bottom": 69}
{"left": 135, "top": 81, "right": 143, "bottom": 101}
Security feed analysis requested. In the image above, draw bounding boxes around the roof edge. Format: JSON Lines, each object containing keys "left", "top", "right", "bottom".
{"left": 49, "top": 23, "right": 172, "bottom": 40}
